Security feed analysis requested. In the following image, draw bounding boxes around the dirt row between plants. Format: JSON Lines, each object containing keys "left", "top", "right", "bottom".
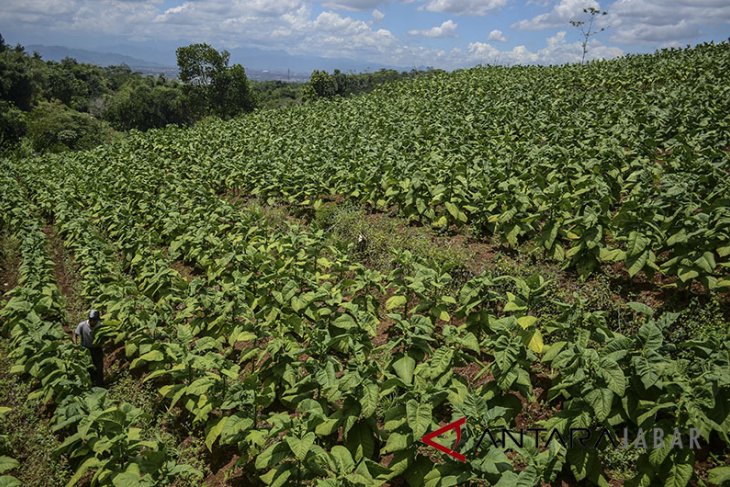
{"left": 42, "top": 223, "right": 87, "bottom": 334}
{"left": 0, "top": 232, "right": 20, "bottom": 304}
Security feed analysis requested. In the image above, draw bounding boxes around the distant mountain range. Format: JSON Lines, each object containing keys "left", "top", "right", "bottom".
{"left": 25, "top": 44, "right": 405, "bottom": 81}
{"left": 228, "top": 46, "right": 394, "bottom": 74}
{"left": 27, "top": 45, "right": 163, "bottom": 68}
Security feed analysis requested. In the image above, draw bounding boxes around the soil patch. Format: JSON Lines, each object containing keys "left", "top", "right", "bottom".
{"left": 43, "top": 223, "right": 86, "bottom": 331}
{"left": 0, "top": 233, "right": 20, "bottom": 302}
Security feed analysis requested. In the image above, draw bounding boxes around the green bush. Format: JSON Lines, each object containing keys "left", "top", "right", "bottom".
{"left": 27, "top": 100, "right": 117, "bottom": 153}
{"left": 0, "top": 101, "right": 26, "bottom": 151}
{"left": 103, "top": 80, "right": 189, "bottom": 131}
{"left": 0, "top": 46, "right": 34, "bottom": 111}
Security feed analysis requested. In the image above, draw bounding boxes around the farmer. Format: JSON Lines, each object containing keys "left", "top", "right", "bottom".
{"left": 73, "top": 309, "right": 104, "bottom": 387}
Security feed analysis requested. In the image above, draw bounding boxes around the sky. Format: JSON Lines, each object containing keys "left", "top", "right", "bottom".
{"left": 1, "top": 0, "right": 729, "bottom": 69}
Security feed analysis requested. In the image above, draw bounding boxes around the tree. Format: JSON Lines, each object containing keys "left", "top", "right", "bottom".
{"left": 307, "top": 70, "right": 354, "bottom": 99}
{"left": 104, "top": 64, "right": 135, "bottom": 91}
{"left": 103, "top": 80, "right": 189, "bottom": 131}
{"left": 332, "top": 69, "right": 349, "bottom": 95}
{"left": 0, "top": 100, "right": 26, "bottom": 151}
{"left": 0, "top": 48, "right": 34, "bottom": 110}
{"left": 570, "top": 7, "right": 608, "bottom": 64}
{"left": 211, "top": 64, "right": 255, "bottom": 118}
{"left": 308, "top": 70, "right": 338, "bottom": 98}
{"left": 45, "top": 63, "right": 82, "bottom": 105}
{"left": 176, "top": 43, "right": 254, "bottom": 119}
{"left": 176, "top": 43, "right": 229, "bottom": 86}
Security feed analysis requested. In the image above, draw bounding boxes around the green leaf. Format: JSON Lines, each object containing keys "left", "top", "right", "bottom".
{"left": 392, "top": 355, "right": 416, "bottom": 385}
{"left": 406, "top": 399, "right": 432, "bottom": 438}
{"left": 286, "top": 432, "right": 316, "bottom": 462}
{"left": 566, "top": 448, "right": 608, "bottom": 485}
{"left": 626, "top": 231, "right": 649, "bottom": 257}
{"left": 345, "top": 422, "right": 375, "bottom": 461}
{"left": 627, "top": 301, "right": 654, "bottom": 316}
{"left": 205, "top": 417, "right": 228, "bottom": 451}
{"left": 315, "top": 417, "right": 339, "bottom": 436}
{"left": 255, "top": 442, "right": 289, "bottom": 470}
{"left": 423, "top": 348, "right": 453, "bottom": 379}
{"left": 625, "top": 232, "right": 651, "bottom": 277}
{"left": 385, "top": 295, "right": 407, "bottom": 311}
{"left": 666, "top": 230, "right": 687, "bottom": 246}
{"left": 66, "top": 457, "right": 102, "bottom": 487}
{"left": 432, "top": 215, "right": 448, "bottom": 228}
{"left": 112, "top": 471, "right": 149, "bottom": 487}
{"left": 219, "top": 416, "right": 253, "bottom": 445}
{"left": 585, "top": 388, "right": 613, "bottom": 422}
{"left": 0, "top": 476, "right": 22, "bottom": 487}
{"left": 332, "top": 313, "right": 357, "bottom": 330}
{"left": 0, "top": 458, "right": 19, "bottom": 475}
{"left": 134, "top": 350, "right": 164, "bottom": 365}
{"left": 678, "top": 267, "right": 699, "bottom": 282}
{"left": 694, "top": 252, "right": 716, "bottom": 273}
{"left": 360, "top": 383, "right": 378, "bottom": 418}
{"left": 713, "top": 279, "right": 730, "bottom": 289}
{"left": 503, "top": 293, "right": 527, "bottom": 312}
{"left": 664, "top": 455, "right": 693, "bottom": 487}
{"left": 599, "top": 359, "right": 626, "bottom": 395}
{"left": 627, "top": 250, "right": 649, "bottom": 277}
{"left": 234, "top": 331, "right": 257, "bottom": 342}
{"left": 599, "top": 248, "right": 625, "bottom": 262}
{"left": 542, "top": 341, "right": 566, "bottom": 362}
{"left": 708, "top": 466, "right": 730, "bottom": 485}
{"left": 330, "top": 446, "right": 355, "bottom": 475}
{"left": 445, "top": 201, "right": 459, "bottom": 220}
{"left": 524, "top": 329, "right": 544, "bottom": 354}
{"left": 638, "top": 322, "right": 663, "bottom": 351}
{"left": 291, "top": 295, "right": 307, "bottom": 312}
{"left": 259, "top": 466, "right": 292, "bottom": 487}
{"left": 382, "top": 432, "right": 410, "bottom": 454}
{"left": 517, "top": 316, "right": 537, "bottom": 329}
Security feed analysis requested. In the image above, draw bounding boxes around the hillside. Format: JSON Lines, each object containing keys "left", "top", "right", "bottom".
{"left": 1, "top": 42, "right": 729, "bottom": 486}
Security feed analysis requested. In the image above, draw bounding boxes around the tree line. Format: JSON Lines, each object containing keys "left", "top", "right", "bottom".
{"left": 0, "top": 33, "right": 438, "bottom": 154}
{"left": 0, "top": 37, "right": 258, "bottom": 153}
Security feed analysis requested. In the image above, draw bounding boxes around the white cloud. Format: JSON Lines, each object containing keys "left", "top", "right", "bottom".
{"left": 487, "top": 29, "right": 506, "bottom": 41}
{"left": 322, "top": 0, "right": 387, "bottom": 11}
{"left": 1, "top": 0, "right": 726, "bottom": 71}
{"left": 408, "top": 19, "right": 458, "bottom": 37}
{"left": 513, "top": 0, "right": 730, "bottom": 46}
{"left": 0, "top": 0, "right": 400, "bottom": 62}
{"left": 547, "top": 30, "right": 566, "bottom": 46}
{"left": 421, "top": 0, "right": 506, "bottom": 16}
{"left": 513, "top": 0, "right": 600, "bottom": 30}
{"left": 467, "top": 29, "right": 622, "bottom": 65}
{"left": 276, "top": 10, "right": 396, "bottom": 58}
{"left": 609, "top": 0, "right": 730, "bottom": 44}
{"left": 0, "top": 1, "right": 381, "bottom": 64}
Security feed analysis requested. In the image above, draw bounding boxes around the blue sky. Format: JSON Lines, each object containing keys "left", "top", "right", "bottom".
{"left": 1, "top": 0, "right": 729, "bottom": 69}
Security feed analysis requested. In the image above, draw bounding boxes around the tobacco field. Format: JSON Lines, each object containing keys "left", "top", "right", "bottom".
{"left": 0, "top": 42, "right": 729, "bottom": 486}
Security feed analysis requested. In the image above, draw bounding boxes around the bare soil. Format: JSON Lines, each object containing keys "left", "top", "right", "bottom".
{"left": 43, "top": 223, "right": 86, "bottom": 331}
{"left": 0, "top": 233, "right": 19, "bottom": 301}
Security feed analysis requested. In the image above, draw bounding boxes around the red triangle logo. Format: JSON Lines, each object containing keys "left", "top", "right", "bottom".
{"left": 421, "top": 416, "right": 467, "bottom": 462}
